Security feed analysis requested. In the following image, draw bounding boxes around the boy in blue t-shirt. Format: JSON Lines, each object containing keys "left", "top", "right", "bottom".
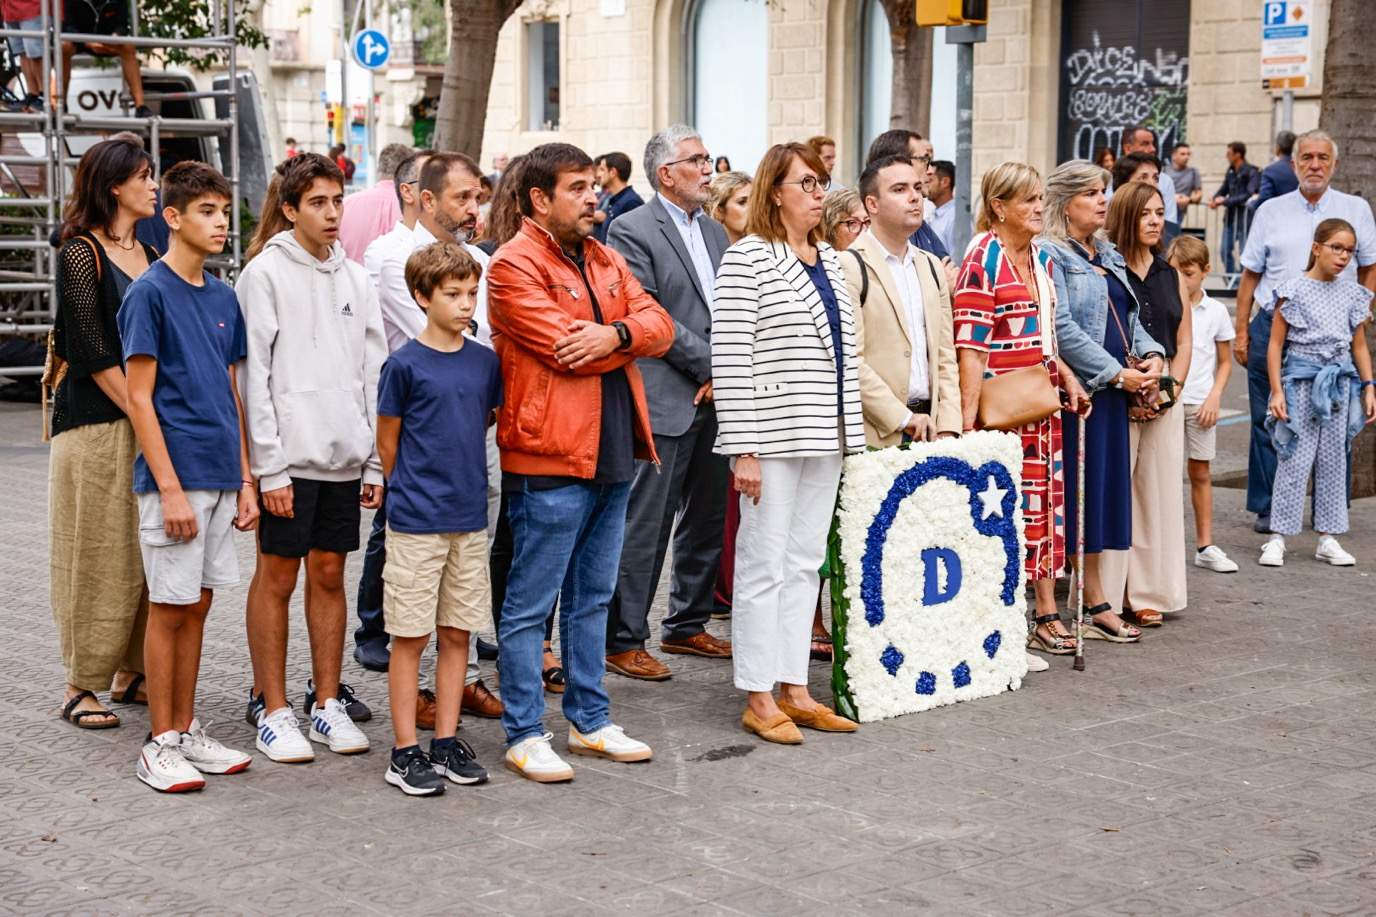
{"left": 376, "top": 242, "right": 503, "bottom": 796}
{"left": 119, "top": 162, "right": 259, "bottom": 793}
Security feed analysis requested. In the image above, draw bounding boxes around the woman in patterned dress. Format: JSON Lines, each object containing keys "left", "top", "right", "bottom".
{"left": 953, "top": 162, "right": 1091, "bottom": 653}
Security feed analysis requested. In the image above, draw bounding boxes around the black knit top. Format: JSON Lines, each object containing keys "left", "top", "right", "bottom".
{"left": 50, "top": 232, "right": 158, "bottom": 438}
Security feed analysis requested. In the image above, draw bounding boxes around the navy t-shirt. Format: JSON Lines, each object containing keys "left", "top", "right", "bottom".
{"left": 118, "top": 260, "right": 247, "bottom": 494}
{"left": 377, "top": 338, "right": 503, "bottom": 534}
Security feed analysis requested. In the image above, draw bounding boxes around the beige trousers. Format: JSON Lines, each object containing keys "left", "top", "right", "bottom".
{"left": 49, "top": 419, "right": 147, "bottom": 690}
{"left": 1098, "top": 405, "right": 1188, "bottom": 614}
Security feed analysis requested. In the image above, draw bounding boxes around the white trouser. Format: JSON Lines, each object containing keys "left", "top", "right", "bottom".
{"left": 731, "top": 452, "right": 843, "bottom": 692}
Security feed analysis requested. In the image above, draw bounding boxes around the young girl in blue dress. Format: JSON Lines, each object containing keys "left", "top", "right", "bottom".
{"left": 1263, "top": 218, "right": 1376, "bottom": 567}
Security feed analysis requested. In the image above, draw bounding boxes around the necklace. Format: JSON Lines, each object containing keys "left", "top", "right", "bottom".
{"left": 98, "top": 228, "right": 137, "bottom": 252}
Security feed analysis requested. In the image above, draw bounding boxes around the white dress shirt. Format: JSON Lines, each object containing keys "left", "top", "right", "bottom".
{"left": 657, "top": 194, "right": 717, "bottom": 306}
{"left": 375, "top": 220, "right": 491, "bottom": 352}
{"left": 873, "top": 231, "right": 930, "bottom": 403}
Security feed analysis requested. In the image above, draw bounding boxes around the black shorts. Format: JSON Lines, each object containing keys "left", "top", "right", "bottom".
{"left": 257, "top": 477, "right": 362, "bottom": 558}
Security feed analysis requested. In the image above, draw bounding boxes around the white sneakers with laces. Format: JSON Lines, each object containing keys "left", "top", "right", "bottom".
{"left": 505, "top": 732, "right": 574, "bottom": 783}
{"left": 180, "top": 719, "right": 252, "bottom": 774}
{"left": 256, "top": 706, "right": 315, "bottom": 763}
{"left": 567, "top": 723, "right": 652, "bottom": 763}
{"left": 1316, "top": 535, "right": 1356, "bottom": 566}
{"left": 1259, "top": 536, "right": 1286, "bottom": 567}
{"left": 1195, "top": 545, "right": 1239, "bottom": 573}
{"left": 309, "top": 697, "right": 370, "bottom": 754}
{"left": 137, "top": 731, "right": 206, "bottom": 793}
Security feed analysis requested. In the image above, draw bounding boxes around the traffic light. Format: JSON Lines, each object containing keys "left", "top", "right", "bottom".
{"left": 915, "top": 0, "right": 987, "bottom": 26}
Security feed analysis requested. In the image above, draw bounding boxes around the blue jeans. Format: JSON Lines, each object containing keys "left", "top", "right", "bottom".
{"left": 354, "top": 492, "right": 388, "bottom": 647}
{"left": 497, "top": 480, "right": 631, "bottom": 746}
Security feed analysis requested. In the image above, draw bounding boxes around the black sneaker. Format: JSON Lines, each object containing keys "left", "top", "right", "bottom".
{"left": 385, "top": 745, "right": 445, "bottom": 796}
{"left": 429, "top": 737, "right": 488, "bottom": 785}
{"left": 476, "top": 636, "right": 499, "bottom": 661}
{"left": 245, "top": 690, "right": 266, "bottom": 728}
{"left": 304, "top": 680, "right": 371, "bottom": 722}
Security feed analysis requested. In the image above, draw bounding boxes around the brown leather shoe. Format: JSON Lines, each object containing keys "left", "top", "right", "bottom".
{"left": 741, "top": 708, "right": 803, "bottom": 744}
{"left": 660, "top": 631, "right": 732, "bottom": 658}
{"left": 605, "top": 649, "right": 671, "bottom": 681}
{"left": 1124, "top": 608, "right": 1164, "bottom": 628}
{"left": 462, "top": 679, "right": 503, "bottom": 718}
{"left": 416, "top": 688, "right": 437, "bottom": 731}
{"left": 777, "top": 699, "right": 858, "bottom": 733}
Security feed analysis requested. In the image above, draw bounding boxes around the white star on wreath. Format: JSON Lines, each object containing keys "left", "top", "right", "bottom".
{"left": 977, "top": 477, "right": 1007, "bottom": 519}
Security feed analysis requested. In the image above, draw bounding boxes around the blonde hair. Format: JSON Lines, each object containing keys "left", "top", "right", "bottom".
{"left": 1166, "top": 234, "right": 1210, "bottom": 271}
{"left": 707, "top": 171, "right": 751, "bottom": 223}
{"left": 1041, "top": 159, "right": 1111, "bottom": 247}
{"left": 820, "top": 188, "right": 862, "bottom": 248}
{"left": 975, "top": 161, "right": 1042, "bottom": 233}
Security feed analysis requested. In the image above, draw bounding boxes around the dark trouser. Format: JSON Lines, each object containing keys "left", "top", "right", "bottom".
{"left": 490, "top": 492, "right": 555, "bottom": 643}
{"left": 1246, "top": 311, "right": 1277, "bottom": 516}
{"left": 607, "top": 405, "right": 728, "bottom": 653}
{"left": 353, "top": 491, "right": 387, "bottom": 647}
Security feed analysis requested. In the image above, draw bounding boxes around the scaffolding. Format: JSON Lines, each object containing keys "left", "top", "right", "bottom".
{"left": 0, "top": 0, "right": 241, "bottom": 379}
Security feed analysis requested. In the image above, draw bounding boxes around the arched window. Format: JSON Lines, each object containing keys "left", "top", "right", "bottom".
{"left": 691, "top": 0, "right": 768, "bottom": 173}
{"left": 860, "top": 0, "right": 892, "bottom": 153}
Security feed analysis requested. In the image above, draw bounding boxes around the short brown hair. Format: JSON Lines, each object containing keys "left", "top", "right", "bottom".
{"left": 419, "top": 151, "right": 482, "bottom": 199}
{"left": 807, "top": 135, "right": 836, "bottom": 154}
{"left": 746, "top": 142, "right": 830, "bottom": 244}
{"left": 405, "top": 241, "right": 481, "bottom": 304}
{"left": 1166, "top": 234, "right": 1210, "bottom": 271}
{"left": 1106, "top": 180, "right": 1165, "bottom": 255}
{"left": 162, "top": 160, "right": 232, "bottom": 213}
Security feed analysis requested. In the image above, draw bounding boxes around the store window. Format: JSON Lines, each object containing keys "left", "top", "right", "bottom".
{"left": 526, "top": 20, "right": 560, "bottom": 131}
{"left": 691, "top": 0, "right": 767, "bottom": 172}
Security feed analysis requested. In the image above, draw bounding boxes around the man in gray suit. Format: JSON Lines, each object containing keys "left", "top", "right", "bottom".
{"left": 604, "top": 124, "right": 732, "bottom": 680}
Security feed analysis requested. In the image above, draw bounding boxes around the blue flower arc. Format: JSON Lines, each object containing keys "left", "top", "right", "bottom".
{"left": 860, "top": 457, "right": 1020, "bottom": 627}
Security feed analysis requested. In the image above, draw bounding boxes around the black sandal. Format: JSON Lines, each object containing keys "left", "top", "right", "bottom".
{"left": 1083, "top": 602, "right": 1142, "bottom": 643}
{"left": 112, "top": 673, "right": 147, "bottom": 706}
{"left": 542, "top": 666, "right": 566, "bottom": 694}
{"left": 1027, "top": 613, "right": 1076, "bottom": 655}
{"left": 60, "top": 690, "right": 120, "bottom": 729}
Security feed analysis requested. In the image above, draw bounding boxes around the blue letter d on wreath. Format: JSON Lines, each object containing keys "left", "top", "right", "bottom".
{"left": 920, "top": 547, "right": 962, "bottom": 605}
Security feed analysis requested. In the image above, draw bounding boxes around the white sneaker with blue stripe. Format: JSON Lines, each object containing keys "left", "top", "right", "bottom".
{"left": 309, "top": 697, "right": 370, "bottom": 754}
{"left": 256, "top": 706, "right": 314, "bottom": 764}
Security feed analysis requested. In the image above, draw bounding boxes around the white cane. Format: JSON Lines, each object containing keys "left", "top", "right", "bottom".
{"left": 1073, "top": 407, "right": 1087, "bottom": 672}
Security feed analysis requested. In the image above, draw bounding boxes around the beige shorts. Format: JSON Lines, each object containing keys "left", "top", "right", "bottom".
{"left": 137, "top": 489, "right": 241, "bottom": 605}
{"left": 1183, "top": 403, "right": 1216, "bottom": 462}
{"left": 382, "top": 527, "right": 492, "bottom": 638}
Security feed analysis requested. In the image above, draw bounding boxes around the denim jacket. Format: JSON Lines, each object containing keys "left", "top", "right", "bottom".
{"left": 1042, "top": 237, "right": 1164, "bottom": 392}
{"left": 1264, "top": 353, "right": 1364, "bottom": 460}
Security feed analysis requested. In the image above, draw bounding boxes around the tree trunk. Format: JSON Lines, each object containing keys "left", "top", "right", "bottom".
{"left": 882, "top": 0, "right": 933, "bottom": 136}
{"left": 433, "top": 0, "right": 521, "bottom": 156}
{"left": 1319, "top": 0, "right": 1376, "bottom": 496}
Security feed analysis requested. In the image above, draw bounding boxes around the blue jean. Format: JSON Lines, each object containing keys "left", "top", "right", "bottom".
{"left": 1246, "top": 311, "right": 1277, "bottom": 516}
{"left": 497, "top": 480, "right": 631, "bottom": 746}
{"left": 354, "top": 493, "right": 388, "bottom": 647}
{"left": 1221, "top": 221, "right": 1241, "bottom": 277}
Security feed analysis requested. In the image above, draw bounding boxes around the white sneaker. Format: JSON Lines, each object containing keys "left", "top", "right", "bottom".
{"left": 505, "top": 732, "right": 574, "bottom": 783}
{"left": 180, "top": 719, "right": 252, "bottom": 775}
{"left": 1316, "top": 536, "right": 1356, "bottom": 566}
{"left": 256, "top": 706, "right": 315, "bottom": 763}
{"left": 137, "top": 731, "right": 206, "bottom": 793}
{"left": 1024, "top": 651, "right": 1050, "bottom": 673}
{"left": 567, "top": 723, "right": 653, "bottom": 763}
{"left": 309, "top": 697, "right": 370, "bottom": 754}
{"left": 1195, "top": 545, "right": 1239, "bottom": 573}
{"left": 1259, "top": 537, "right": 1286, "bottom": 567}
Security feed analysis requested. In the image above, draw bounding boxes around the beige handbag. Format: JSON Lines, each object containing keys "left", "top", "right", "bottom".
{"left": 976, "top": 363, "right": 1062, "bottom": 430}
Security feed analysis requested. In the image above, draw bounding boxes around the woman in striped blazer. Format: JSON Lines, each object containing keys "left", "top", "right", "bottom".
{"left": 711, "top": 142, "right": 864, "bottom": 744}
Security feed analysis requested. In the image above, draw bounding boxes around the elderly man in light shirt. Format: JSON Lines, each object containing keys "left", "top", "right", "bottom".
{"left": 1232, "top": 129, "right": 1376, "bottom": 533}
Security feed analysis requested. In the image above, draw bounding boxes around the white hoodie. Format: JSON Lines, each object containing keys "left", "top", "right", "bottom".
{"left": 236, "top": 230, "right": 386, "bottom": 492}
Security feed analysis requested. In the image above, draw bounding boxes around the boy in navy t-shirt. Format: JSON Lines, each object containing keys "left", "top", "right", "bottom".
{"left": 119, "top": 162, "right": 259, "bottom": 793}
{"left": 376, "top": 241, "right": 502, "bottom": 796}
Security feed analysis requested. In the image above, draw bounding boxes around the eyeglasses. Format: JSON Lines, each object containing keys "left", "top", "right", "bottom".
{"left": 1321, "top": 242, "right": 1356, "bottom": 256}
{"left": 778, "top": 175, "right": 831, "bottom": 194}
{"left": 912, "top": 154, "right": 932, "bottom": 166}
{"left": 842, "top": 217, "right": 871, "bottom": 234}
{"left": 665, "top": 153, "right": 714, "bottom": 172}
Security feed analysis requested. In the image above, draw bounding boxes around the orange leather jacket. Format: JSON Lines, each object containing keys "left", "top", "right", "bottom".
{"left": 487, "top": 218, "right": 675, "bottom": 478}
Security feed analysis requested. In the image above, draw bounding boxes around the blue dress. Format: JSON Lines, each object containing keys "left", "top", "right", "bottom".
{"left": 1062, "top": 253, "right": 1133, "bottom": 555}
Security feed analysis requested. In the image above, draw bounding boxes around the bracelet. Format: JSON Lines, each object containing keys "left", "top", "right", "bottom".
{"left": 241, "top": 480, "right": 255, "bottom": 487}
{"left": 1363, "top": 380, "right": 1376, "bottom": 388}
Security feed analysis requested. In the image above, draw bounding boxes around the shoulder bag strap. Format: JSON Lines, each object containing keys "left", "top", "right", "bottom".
{"left": 848, "top": 248, "right": 868, "bottom": 307}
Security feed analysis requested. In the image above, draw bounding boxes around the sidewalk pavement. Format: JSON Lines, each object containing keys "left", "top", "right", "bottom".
{"left": 3, "top": 401, "right": 1375, "bottom": 916}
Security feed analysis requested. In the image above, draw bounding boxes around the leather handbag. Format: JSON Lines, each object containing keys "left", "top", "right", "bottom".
{"left": 977, "top": 362, "right": 1063, "bottom": 431}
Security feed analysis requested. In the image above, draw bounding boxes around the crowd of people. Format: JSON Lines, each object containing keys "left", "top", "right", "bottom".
{"left": 44, "top": 120, "right": 1376, "bottom": 797}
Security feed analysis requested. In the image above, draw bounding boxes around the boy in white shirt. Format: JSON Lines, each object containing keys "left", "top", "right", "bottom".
{"left": 1168, "top": 235, "right": 1239, "bottom": 573}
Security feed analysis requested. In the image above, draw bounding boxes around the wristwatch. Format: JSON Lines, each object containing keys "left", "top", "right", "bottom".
{"left": 611, "top": 320, "right": 631, "bottom": 351}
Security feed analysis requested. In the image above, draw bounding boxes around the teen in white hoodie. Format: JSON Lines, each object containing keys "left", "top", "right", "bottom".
{"left": 236, "top": 153, "right": 385, "bottom": 765}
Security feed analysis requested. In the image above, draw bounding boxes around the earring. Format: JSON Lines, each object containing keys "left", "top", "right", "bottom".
{"left": 999, "top": 214, "right": 1005, "bottom": 223}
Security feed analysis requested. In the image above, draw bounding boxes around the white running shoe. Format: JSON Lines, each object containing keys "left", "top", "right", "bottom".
{"left": 1316, "top": 536, "right": 1356, "bottom": 566}
{"left": 1195, "top": 545, "right": 1239, "bottom": 573}
{"left": 505, "top": 732, "right": 574, "bottom": 783}
{"left": 1259, "top": 536, "right": 1286, "bottom": 567}
{"left": 256, "top": 706, "right": 315, "bottom": 763}
{"left": 1024, "top": 651, "right": 1050, "bottom": 673}
{"left": 309, "top": 697, "right": 370, "bottom": 754}
{"left": 137, "top": 731, "right": 206, "bottom": 793}
{"left": 180, "top": 719, "right": 252, "bottom": 775}
{"left": 567, "top": 723, "right": 653, "bottom": 763}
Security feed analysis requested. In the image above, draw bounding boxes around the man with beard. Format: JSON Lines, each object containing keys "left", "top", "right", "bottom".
{"left": 602, "top": 125, "right": 732, "bottom": 681}
{"left": 369, "top": 151, "right": 506, "bottom": 720}
{"left": 487, "top": 143, "right": 674, "bottom": 782}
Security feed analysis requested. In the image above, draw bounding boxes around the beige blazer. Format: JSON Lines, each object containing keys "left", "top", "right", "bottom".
{"left": 838, "top": 232, "right": 962, "bottom": 447}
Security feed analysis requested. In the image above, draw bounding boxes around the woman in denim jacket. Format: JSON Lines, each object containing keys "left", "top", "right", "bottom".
{"left": 1039, "top": 160, "right": 1166, "bottom": 646}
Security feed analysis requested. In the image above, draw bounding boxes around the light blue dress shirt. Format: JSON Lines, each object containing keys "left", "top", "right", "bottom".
{"left": 659, "top": 195, "right": 717, "bottom": 306}
{"left": 1241, "top": 187, "right": 1376, "bottom": 312}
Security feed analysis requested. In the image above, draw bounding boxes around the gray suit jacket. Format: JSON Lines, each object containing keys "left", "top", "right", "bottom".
{"left": 607, "top": 195, "right": 727, "bottom": 438}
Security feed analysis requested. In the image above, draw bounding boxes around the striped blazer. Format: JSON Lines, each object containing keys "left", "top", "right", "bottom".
{"left": 710, "top": 235, "right": 865, "bottom": 457}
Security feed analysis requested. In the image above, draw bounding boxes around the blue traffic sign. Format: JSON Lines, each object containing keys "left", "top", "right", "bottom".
{"left": 352, "top": 29, "right": 390, "bottom": 70}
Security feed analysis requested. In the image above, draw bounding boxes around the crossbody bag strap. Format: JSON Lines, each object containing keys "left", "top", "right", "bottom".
{"left": 848, "top": 248, "right": 868, "bottom": 307}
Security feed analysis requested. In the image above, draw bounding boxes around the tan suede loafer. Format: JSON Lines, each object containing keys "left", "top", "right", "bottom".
{"left": 777, "top": 700, "right": 858, "bottom": 733}
{"left": 741, "top": 708, "right": 803, "bottom": 745}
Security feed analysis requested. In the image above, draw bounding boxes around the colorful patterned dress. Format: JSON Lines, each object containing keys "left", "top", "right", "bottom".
{"left": 953, "top": 232, "right": 1066, "bottom": 580}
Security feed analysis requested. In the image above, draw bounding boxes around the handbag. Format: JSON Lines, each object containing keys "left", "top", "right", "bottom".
{"left": 975, "top": 241, "right": 1062, "bottom": 431}
{"left": 1104, "top": 289, "right": 1177, "bottom": 421}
